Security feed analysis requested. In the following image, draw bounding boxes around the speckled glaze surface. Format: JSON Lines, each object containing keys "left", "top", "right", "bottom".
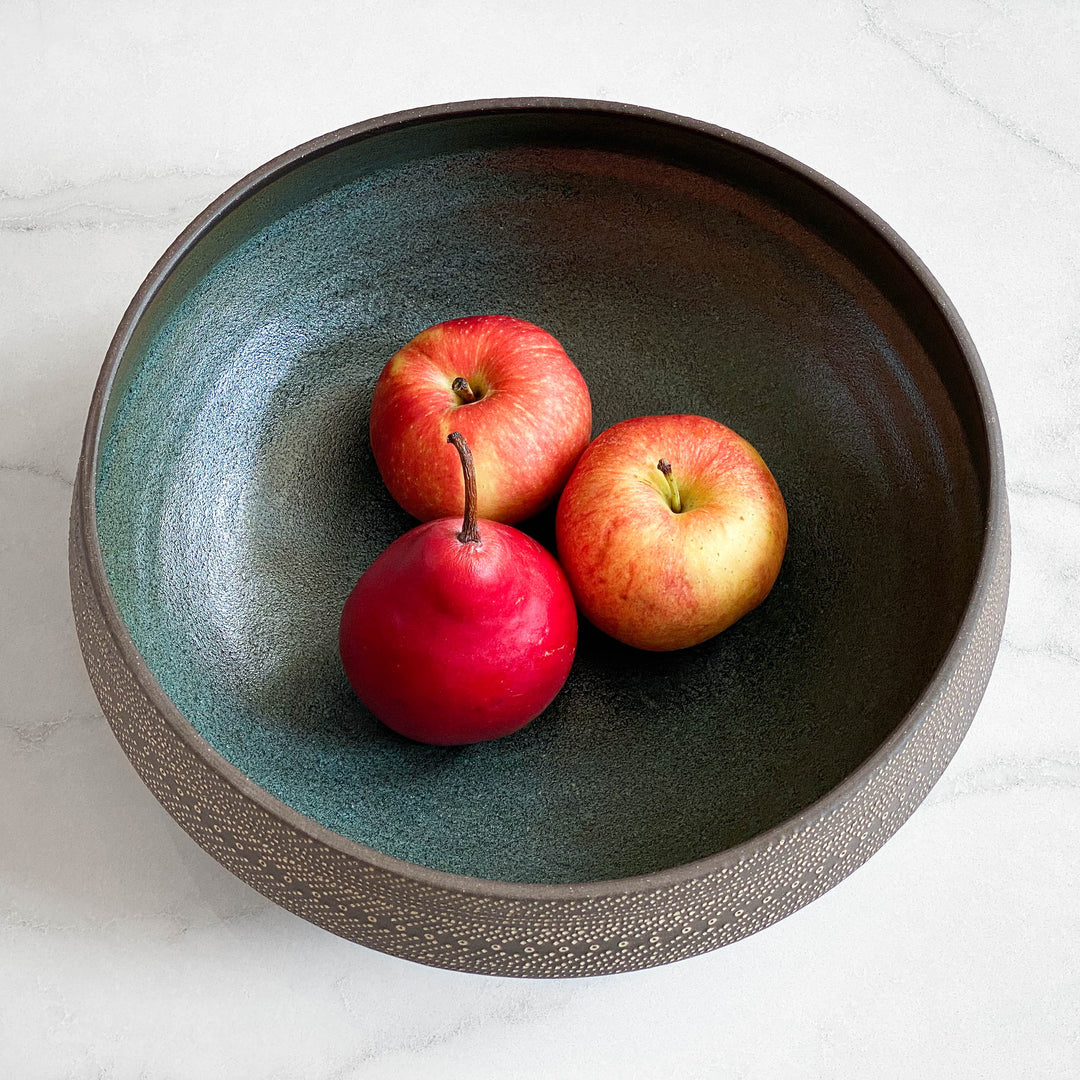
{"left": 71, "top": 99, "right": 1009, "bottom": 976}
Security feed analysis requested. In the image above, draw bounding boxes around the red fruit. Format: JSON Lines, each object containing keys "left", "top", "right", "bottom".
{"left": 340, "top": 432, "right": 578, "bottom": 745}
{"left": 369, "top": 315, "right": 592, "bottom": 524}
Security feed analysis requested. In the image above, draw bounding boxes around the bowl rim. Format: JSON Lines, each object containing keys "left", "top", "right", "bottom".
{"left": 76, "top": 96, "right": 1008, "bottom": 901}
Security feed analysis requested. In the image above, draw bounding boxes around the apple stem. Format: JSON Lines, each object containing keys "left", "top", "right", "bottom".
{"left": 657, "top": 459, "right": 683, "bottom": 513}
{"left": 452, "top": 377, "right": 479, "bottom": 404}
{"left": 447, "top": 432, "right": 481, "bottom": 544}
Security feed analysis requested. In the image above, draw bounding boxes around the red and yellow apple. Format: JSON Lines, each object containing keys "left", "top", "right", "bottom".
{"left": 369, "top": 315, "right": 591, "bottom": 524}
{"left": 555, "top": 414, "right": 788, "bottom": 651}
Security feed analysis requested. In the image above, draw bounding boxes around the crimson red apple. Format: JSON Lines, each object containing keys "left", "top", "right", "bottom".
{"left": 369, "top": 315, "right": 591, "bottom": 524}
{"left": 340, "top": 432, "right": 578, "bottom": 745}
{"left": 555, "top": 414, "right": 788, "bottom": 651}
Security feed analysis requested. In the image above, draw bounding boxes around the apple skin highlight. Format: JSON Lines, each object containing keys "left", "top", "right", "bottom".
{"left": 369, "top": 315, "right": 592, "bottom": 524}
{"left": 555, "top": 415, "right": 788, "bottom": 652}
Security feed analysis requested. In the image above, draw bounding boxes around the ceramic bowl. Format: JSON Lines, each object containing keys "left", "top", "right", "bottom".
{"left": 70, "top": 99, "right": 1009, "bottom": 977}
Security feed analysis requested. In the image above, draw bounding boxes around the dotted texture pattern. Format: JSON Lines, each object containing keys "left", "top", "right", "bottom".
{"left": 70, "top": 479, "right": 1010, "bottom": 978}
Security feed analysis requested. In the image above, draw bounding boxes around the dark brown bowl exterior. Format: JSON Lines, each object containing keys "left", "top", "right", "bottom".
{"left": 70, "top": 99, "right": 1010, "bottom": 977}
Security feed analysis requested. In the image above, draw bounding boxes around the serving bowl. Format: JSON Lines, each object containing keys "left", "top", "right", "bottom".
{"left": 70, "top": 99, "right": 1009, "bottom": 977}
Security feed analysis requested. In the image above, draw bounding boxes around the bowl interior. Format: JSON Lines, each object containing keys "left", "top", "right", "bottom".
{"left": 95, "top": 114, "right": 986, "bottom": 884}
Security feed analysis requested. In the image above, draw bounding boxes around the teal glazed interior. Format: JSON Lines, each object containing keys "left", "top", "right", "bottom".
{"left": 96, "top": 115, "right": 986, "bottom": 884}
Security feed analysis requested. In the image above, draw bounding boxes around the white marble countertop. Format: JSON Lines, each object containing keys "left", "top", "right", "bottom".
{"left": 3, "top": 2, "right": 1078, "bottom": 1076}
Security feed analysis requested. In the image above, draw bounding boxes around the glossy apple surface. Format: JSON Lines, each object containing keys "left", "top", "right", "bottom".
{"left": 555, "top": 414, "right": 788, "bottom": 651}
{"left": 369, "top": 315, "right": 591, "bottom": 524}
{"left": 340, "top": 434, "right": 578, "bottom": 745}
